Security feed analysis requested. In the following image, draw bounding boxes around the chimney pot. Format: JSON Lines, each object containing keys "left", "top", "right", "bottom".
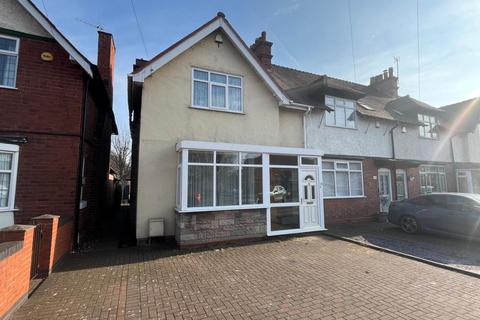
{"left": 383, "top": 69, "right": 388, "bottom": 79}
{"left": 250, "top": 31, "right": 273, "bottom": 70}
{"left": 388, "top": 67, "right": 394, "bottom": 78}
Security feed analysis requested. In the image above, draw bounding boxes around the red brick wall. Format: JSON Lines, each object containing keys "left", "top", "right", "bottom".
{"left": 0, "top": 34, "right": 114, "bottom": 240}
{"left": 0, "top": 37, "right": 84, "bottom": 133}
{"left": 324, "top": 159, "right": 380, "bottom": 224}
{"left": 0, "top": 226, "right": 35, "bottom": 319}
{"left": 53, "top": 221, "right": 73, "bottom": 265}
{"left": 33, "top": 215, "right": 73, "bottom": 275}
{"left": 14, "top": 134, "right": 79, "bottom": 224}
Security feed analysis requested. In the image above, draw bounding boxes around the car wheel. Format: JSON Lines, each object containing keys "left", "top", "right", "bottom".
{"left": 400, "top": 216, "right": 420, "bottom": 234}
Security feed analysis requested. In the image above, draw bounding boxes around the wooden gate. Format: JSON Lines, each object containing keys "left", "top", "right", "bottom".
{"left": 30, "top": 224, "right": 42, "bottom": 279}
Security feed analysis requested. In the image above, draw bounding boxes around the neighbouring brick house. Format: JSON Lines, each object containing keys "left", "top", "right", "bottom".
{"left": 128, "top": 12, "right": 480, "bottom": 247}
{"left": 0, "top": 0, "right": 117, "bottom": 249}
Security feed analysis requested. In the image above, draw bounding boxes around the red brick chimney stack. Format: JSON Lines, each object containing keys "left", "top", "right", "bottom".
{"left": 250, "top": 31, "right": 273, "bottom": 70}
{"left": 97, "top": 31, "right": 115, "bottom": 101}
{"left": 369, "top": 66, "right": 398, "bottom": 98}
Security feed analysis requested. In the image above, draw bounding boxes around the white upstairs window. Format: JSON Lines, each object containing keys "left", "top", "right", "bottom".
{"left": 192, "top": 68, "right": 243, "bottom": 113}
{"left": 325, "top": 95, "right": 356, "bottom": 129}
{"left": 418, "top": 114, "right": 439, "bottom": 139}
{"left": 0, "top": 35, "right": 19, "bottom": 89}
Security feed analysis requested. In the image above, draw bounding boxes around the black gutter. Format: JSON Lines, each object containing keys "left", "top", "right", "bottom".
{"left": 73, "top": 77, "right": 89, "bottom": 252}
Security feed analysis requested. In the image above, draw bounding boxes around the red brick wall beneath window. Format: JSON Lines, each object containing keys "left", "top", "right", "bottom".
{"left": 324, "top": 159, "right": 380, "bottom": 225}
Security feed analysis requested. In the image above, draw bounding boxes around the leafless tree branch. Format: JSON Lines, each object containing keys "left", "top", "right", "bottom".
{"left": 110, "top": 132, "right": 131, "bottom": 182}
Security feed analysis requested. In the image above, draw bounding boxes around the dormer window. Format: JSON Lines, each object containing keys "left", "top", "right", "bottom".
{"left": 192, "top": 68, "right": 243, "bottom": 113}
{"left": 418, "top": 114, "right": 439, "bottom": 139}
{"left": 0, "top": 35, "right": 19, "bottom": 89}
{"left": 325, "top": 95, "right": 356, "bottom": 129}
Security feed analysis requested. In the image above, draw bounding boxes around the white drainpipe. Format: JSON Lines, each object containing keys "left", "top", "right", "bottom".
{"left": 303, "top": 106, "right": 313, "bottom": 148}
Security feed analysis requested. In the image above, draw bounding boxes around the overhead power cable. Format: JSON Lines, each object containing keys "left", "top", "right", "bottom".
{"left": 348, "top": 0, "right": 357, "bottom": 82}
{"left": 130, "top": 0, "right": 149, "bottom": 57}
{"left": 416, "top": 0, "right": 421, "bottom": 99}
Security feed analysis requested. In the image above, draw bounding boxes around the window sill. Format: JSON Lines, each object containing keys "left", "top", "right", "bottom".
{"left": 0, "top": 85, "right": 17, "bottom": 90}
{"left": 189, "top": 105, "right": 245, "bottom": 115}
{"left": 418, "top": 135, "right": 439, "bottom": 141}
{"left": 325, "top": 124, "right": 358, "bottom": 130}
{"left": 0, "top": 208, "right": 18, "bottom": 213}
{"left": 324, "top": 195, "right": 366, "bottom": 200}
{"left": 176, "top": 204, "right": 265, "bottom": 213}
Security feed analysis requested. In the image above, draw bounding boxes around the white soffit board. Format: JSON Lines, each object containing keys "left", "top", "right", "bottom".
{"left": 17, "top": 0, "right": 93, "bottom": 77}
{"left": 130, "top": 17, "right": 290, "bottom": 104}
{"left": 176, "top": 140, "right": 323, "bottom": 156}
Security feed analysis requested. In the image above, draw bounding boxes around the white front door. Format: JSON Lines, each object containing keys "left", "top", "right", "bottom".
{"left": 378, "top": 169, "right": 392, "bottom": 213}
{"left": 300, "top": 168, "right": 320, "bottom": 228}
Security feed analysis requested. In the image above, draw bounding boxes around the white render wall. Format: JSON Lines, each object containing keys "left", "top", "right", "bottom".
{"left": 452, "top": 127, "right": 480, "bottom": 163}
{"left": 392, "top": 124, "right": 452, "bottom": 162}
{"left": 0, "top": 0, "right": 52, "bottom": 38}
{"left": 306, "top": 109, "right": 393, "bottom": 158}
{"left": 136, "top": 32, "right": 304, "bottom": 238}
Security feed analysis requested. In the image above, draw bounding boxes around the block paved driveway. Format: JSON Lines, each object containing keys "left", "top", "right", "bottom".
{"left": 13, "top": 235, "right": 480, "bottom": 320}
{"left": 328, "top": 222, "right": 480, "bottom": 275}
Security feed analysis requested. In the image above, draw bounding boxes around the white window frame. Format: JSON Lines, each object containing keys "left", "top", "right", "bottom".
{"left": 191, "top": 68, "right": 243, "bottom": 113}
{"left": 0, "top": 34, "right": 20, "bottom": 89}
{"left": 456, "top": 169, "right": 480, "bottom": 194}
{"left": 183, "top": 150, "right": 263, "bottom": 210}
{"left": 324, "top": 95, "right": 357, "bottom": 129}
{"left": 419, "top": 165, "right": 447, "bottom": 194}
{"left": 175, "top": 141, "right": 326, "bottom": 237}
{"left": 395, "top": 169, "right": 409, "bottom": 200}
{"left": 176, "top": 141, "right": 323, "bottom": 213}
{"left": 418, "top": 113, "right": 439, "bottom": 139}
{"left": 322, "top": 159, "right": 364, "bottom": 199}
{"left": 0, "top": 143, "right": 19, "bottom": 212}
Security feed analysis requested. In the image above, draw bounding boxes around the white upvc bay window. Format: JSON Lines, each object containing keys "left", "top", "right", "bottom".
{"left": 0, "top": 143, "right": 19, "bottom": 211}
{"left": 175, "top": 141, "right": 323, "bottom": 213}
{"left": 184, "top": 150, "right": 263, "bottom": 209}
{"left": 192, "top": 68, "right": 243, "bottom": 112}
{"left": 322, "top": 160, "right": 364, "bottom": 198}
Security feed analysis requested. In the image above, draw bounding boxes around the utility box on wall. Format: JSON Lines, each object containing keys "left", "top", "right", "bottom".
{"left": 149, "top": 218, "right": 164, "bottom": 243}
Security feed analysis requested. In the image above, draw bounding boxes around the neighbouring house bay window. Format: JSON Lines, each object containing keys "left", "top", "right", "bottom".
{"left": 418, "top": 114, "right": 439, "bottom": 139}
{"left": 420, "top": 165, "right": 447, "bottom": 194}
{"left": 325, "top": 95, "right": 356, "bottom": 129}
{"left": 185, "top": 150, "right": 262, "bottom": 208}
{"left": 0, "top": 35, "right": 19, "bottom": 88}
{"left": 192, "top": 68, "right": 243, "bottom": 112}
{"left": 322, "top": 160, "right": 363, "bottom": 198}
{"left": 0, "top": 144, "right": 19, "bottom": 210}
{"left": 456, "top": 170, "right": 480, "bottom": 194}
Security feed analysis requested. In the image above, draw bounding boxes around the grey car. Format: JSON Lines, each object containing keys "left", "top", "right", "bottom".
{"left": 388, "top": 193, "right": 480, "bottom": 239}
